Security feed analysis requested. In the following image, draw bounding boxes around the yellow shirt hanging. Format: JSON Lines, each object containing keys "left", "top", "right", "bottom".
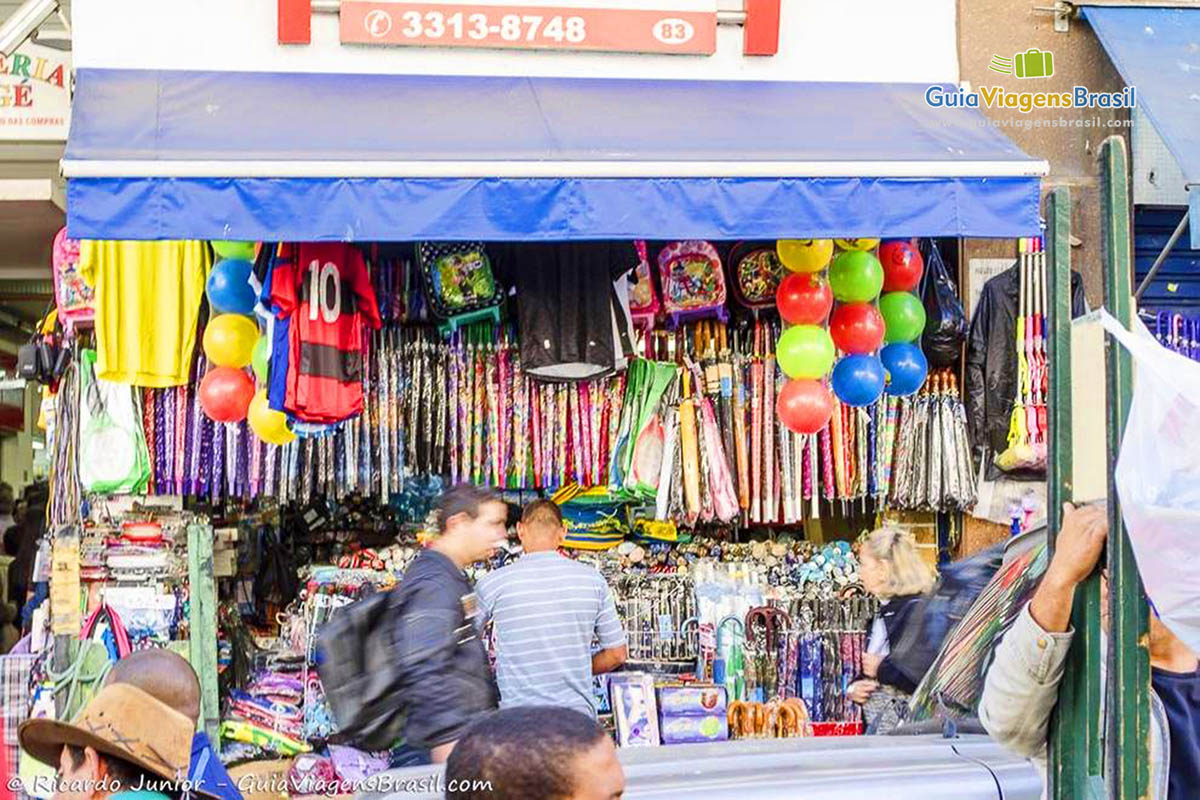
{"left": 79, "top": 240, "right": 212, "bottom": 387}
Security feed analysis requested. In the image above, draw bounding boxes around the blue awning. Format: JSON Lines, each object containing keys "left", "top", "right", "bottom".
{"left": 1082, "top": 6, "right": 1200, "bottom": 248}
{"left": 63, "top": 70, "right": 1046, "bottom": 241}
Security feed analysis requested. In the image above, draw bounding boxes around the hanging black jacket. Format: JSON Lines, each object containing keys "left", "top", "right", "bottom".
{"left": 965, "top": 265, "right": 1087, "bottom": 482}
{"left": 491, "top": 242, "right": 635, "bottom": 382}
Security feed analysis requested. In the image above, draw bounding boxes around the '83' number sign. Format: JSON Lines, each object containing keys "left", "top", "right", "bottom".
{"left": 340, "top": 2, "right": 717, "bottom": 55}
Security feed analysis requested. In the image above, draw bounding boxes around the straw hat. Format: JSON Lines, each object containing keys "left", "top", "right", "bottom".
{"left": 19, "top": 683, "right": 193, "bottom": 785}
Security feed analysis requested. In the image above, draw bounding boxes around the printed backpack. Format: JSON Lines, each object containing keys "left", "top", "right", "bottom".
{"left": 416, "top": 241, "right": 505, "bottom": 331}
{"left": 656, "top": 240, "right": 728, "bottom": 328}
{"left": 52, "top": 227, "right": 94, "bottom": 327}
{"left": 728, "top": 241, "right": 786, "bottom": 312}
{"left": 628, "top": 240, "right": 660, "bottom": 330}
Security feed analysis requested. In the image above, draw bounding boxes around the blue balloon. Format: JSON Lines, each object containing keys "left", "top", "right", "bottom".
{"left": 206, "top": 258, "right": 256, "bottom": 314}
{"left": 831, "top": 354, "right": 886, "bottom": 407}
{"left": 881, "top": 342, "right": 929, "bottom": 396}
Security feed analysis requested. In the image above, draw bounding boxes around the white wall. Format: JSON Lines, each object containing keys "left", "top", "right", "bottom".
{"left": 72, "top": 0, "right": 958, "bottom": 83}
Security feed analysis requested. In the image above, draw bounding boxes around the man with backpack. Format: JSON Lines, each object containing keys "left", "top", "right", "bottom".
{"left": 320, "top": 484, "right": 506, "bottom": 764}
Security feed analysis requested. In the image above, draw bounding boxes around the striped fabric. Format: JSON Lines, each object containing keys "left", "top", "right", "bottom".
{"left": 476, "top": 552, "right": 625, "bottom": 716}
{"left": 2, "top": 653, "right": 35, "bottom": 800}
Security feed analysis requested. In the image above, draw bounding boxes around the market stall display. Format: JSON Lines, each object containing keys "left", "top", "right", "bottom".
{"left": 7, "top": 232, "right": 1009, "bottom": 800}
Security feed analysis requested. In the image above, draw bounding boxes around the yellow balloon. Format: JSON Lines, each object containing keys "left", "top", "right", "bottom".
{"left": 776, "top": 239, "right": 834, "bottom": 274}
{"left": 203, "top": 314, "right": 258, "bottom": 368}
{"left": 835, "top": 238, "right": 881, "bottom": 252}
{"left": 248, "top": 390, "right": 295, "bottom": 445}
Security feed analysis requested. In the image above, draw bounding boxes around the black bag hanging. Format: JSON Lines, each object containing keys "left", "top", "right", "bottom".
{"left": 919, "top": 240, "right": 968, "bottom": 368}
{"left": 17, "top": 305, "right": 61, "bottom": 385}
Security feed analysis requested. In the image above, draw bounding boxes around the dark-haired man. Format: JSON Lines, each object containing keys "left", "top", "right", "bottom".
{"left": 476, "top": 500, "right": 627, "bottom": 716}
{"left": 396, "top": 484, "right": 505, "bottom": 763}
{"left": 445, "top": 706, "right": 624, "bottom": 800}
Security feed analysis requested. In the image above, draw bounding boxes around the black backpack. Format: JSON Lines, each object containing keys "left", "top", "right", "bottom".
{"left": 316, "top": 586, "right": 409, "bottom": 750}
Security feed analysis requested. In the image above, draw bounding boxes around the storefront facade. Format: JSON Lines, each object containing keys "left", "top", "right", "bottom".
{"left": 1, "top": 3, "right": 1071, "bottom": 798}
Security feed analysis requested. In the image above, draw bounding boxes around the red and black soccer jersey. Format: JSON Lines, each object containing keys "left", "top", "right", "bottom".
{"left": 271, "top": 243, "right": 381, "bottom": 423}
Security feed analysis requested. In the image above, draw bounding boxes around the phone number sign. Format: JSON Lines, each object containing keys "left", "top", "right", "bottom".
{"left": 340, "top": 2, "right": 718, "bottom": 55}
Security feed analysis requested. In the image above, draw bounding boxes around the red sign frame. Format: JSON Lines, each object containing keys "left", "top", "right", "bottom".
{"left": 338, "top": 2, "right": 717, "bottom": 55}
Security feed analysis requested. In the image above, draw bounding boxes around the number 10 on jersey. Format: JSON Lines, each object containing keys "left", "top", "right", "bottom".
{"left": 308, "top": 260, "right": 343, "bottom": 323}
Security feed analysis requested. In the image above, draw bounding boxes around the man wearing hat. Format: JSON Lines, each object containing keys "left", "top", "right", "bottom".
{"left": 19, "top": 682, "right": 194, "bottom": 800}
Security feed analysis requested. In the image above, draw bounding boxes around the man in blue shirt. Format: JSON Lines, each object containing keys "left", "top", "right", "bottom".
{"left": 1149, "top": 611, "right": 1200, "bottom": 800}
{"left": 106, "top": 649, "right": 243, "bottom": 800}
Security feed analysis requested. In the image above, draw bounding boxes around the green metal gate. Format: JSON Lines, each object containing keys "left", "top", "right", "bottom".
{"left": 1046, "top": 135, "right": 1152, "bottom": 800}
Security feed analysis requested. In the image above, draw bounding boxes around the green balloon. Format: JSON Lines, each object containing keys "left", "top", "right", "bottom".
{"left": 829, "top": 251, "right": 884, "bottom": 303}
{"left": 879, "top": 291, "right": 927, "bottom": 343}
{"left": 212, "top": 240, "right": 256, "bottom": 260}
{"left": 777, "top": 324, "right": 836, "bottom": 379}
{"left": 251, "top": 336, "right": 269, "bottom": 383}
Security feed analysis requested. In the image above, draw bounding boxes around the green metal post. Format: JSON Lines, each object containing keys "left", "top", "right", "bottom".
{"left": 1099, "top": 135, "right": 1151, "bottom": 800}
{"left": 1046, "top": 186, "right": 1106, "bottom": 800}
{"left": 188, "top": 522, "right": 221, "bottom": 748}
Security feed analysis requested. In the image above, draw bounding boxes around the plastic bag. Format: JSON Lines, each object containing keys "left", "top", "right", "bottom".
{"left": 78, "top": 349, "right": 150, "bottom": 494}
{"left": 1098, "top": 310, "right": 1200, "bottom": 654}
{"left": 920, "top": 240, "right": 968, "bottom": 367}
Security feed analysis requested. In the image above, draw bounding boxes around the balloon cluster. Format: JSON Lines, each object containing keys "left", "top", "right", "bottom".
{"left": 876, "top": 240, "right": 929, "bottom": 398}
{"left": 827, "top": 239, "right": 887, "bottom": 407}
{"left": 774, "top": 240, "right": 836, "bottom": 434}
{"left": 774, "top": 238, "right": 930, "bottom": 433}
{"left": 199, "top": 241, "right": 295, "bottom": 445}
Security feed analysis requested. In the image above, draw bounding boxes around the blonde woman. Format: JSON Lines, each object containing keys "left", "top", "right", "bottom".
{"left": 847, "top": 527, "right": 937, "bottom": 733}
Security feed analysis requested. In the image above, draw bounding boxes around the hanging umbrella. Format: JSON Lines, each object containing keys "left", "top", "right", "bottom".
{"left": 950, "top": 372, "right": 978, "bottom": 510}
{"left": 926, "top": 372, "right": 944, "bottom": 510}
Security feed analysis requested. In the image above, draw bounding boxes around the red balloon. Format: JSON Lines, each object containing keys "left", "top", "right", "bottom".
{"left": 777, "top": 379, "right": 835, "bottom": 434}
{"left": 776, "top": 273, "right": 834, "bottom": 325}
{"left": 879, "top": 240, "right": 924, "bottom": 292}
{"left": 830, "top": 302, "right": 886, "bottom": 355}
{"left": 199, "top": 366, "right": 254, "bottom": 423}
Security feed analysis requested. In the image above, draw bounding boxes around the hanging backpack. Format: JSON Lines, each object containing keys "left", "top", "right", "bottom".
{"left": 628, "top": 241, "right": 660, "bottom": 330}
{"left": 657, "top": 241, "right": 728, "bottom": 328}
{"left": 52, "top": 227, "right": 94, "bottom": 328}
{"left": 416, "top": 242, "right": 505, "bottom": 331}
{"left": 727, "top": 241, "right": 786, "bottom": 312}
{"left": 919, "top": 240, "right": 968, "bottom": 367}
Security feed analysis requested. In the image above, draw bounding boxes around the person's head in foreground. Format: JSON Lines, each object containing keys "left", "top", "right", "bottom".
{"left": 858, "top": 526, "right": 937, "bottom": 600}
{"left": 445, "top": 706, "right": 624, "bottom": 800}
{"left": 19, "top": 682, "right": 193, "bottom": 800}
{"left": 104, "top": 647, "right": 202, "bottom": 723}
{"left": 517, "top": 499, "right": 566, "bottom": 553}
{"left": 434, "top": 484, "right": 510, "bottom": 566}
